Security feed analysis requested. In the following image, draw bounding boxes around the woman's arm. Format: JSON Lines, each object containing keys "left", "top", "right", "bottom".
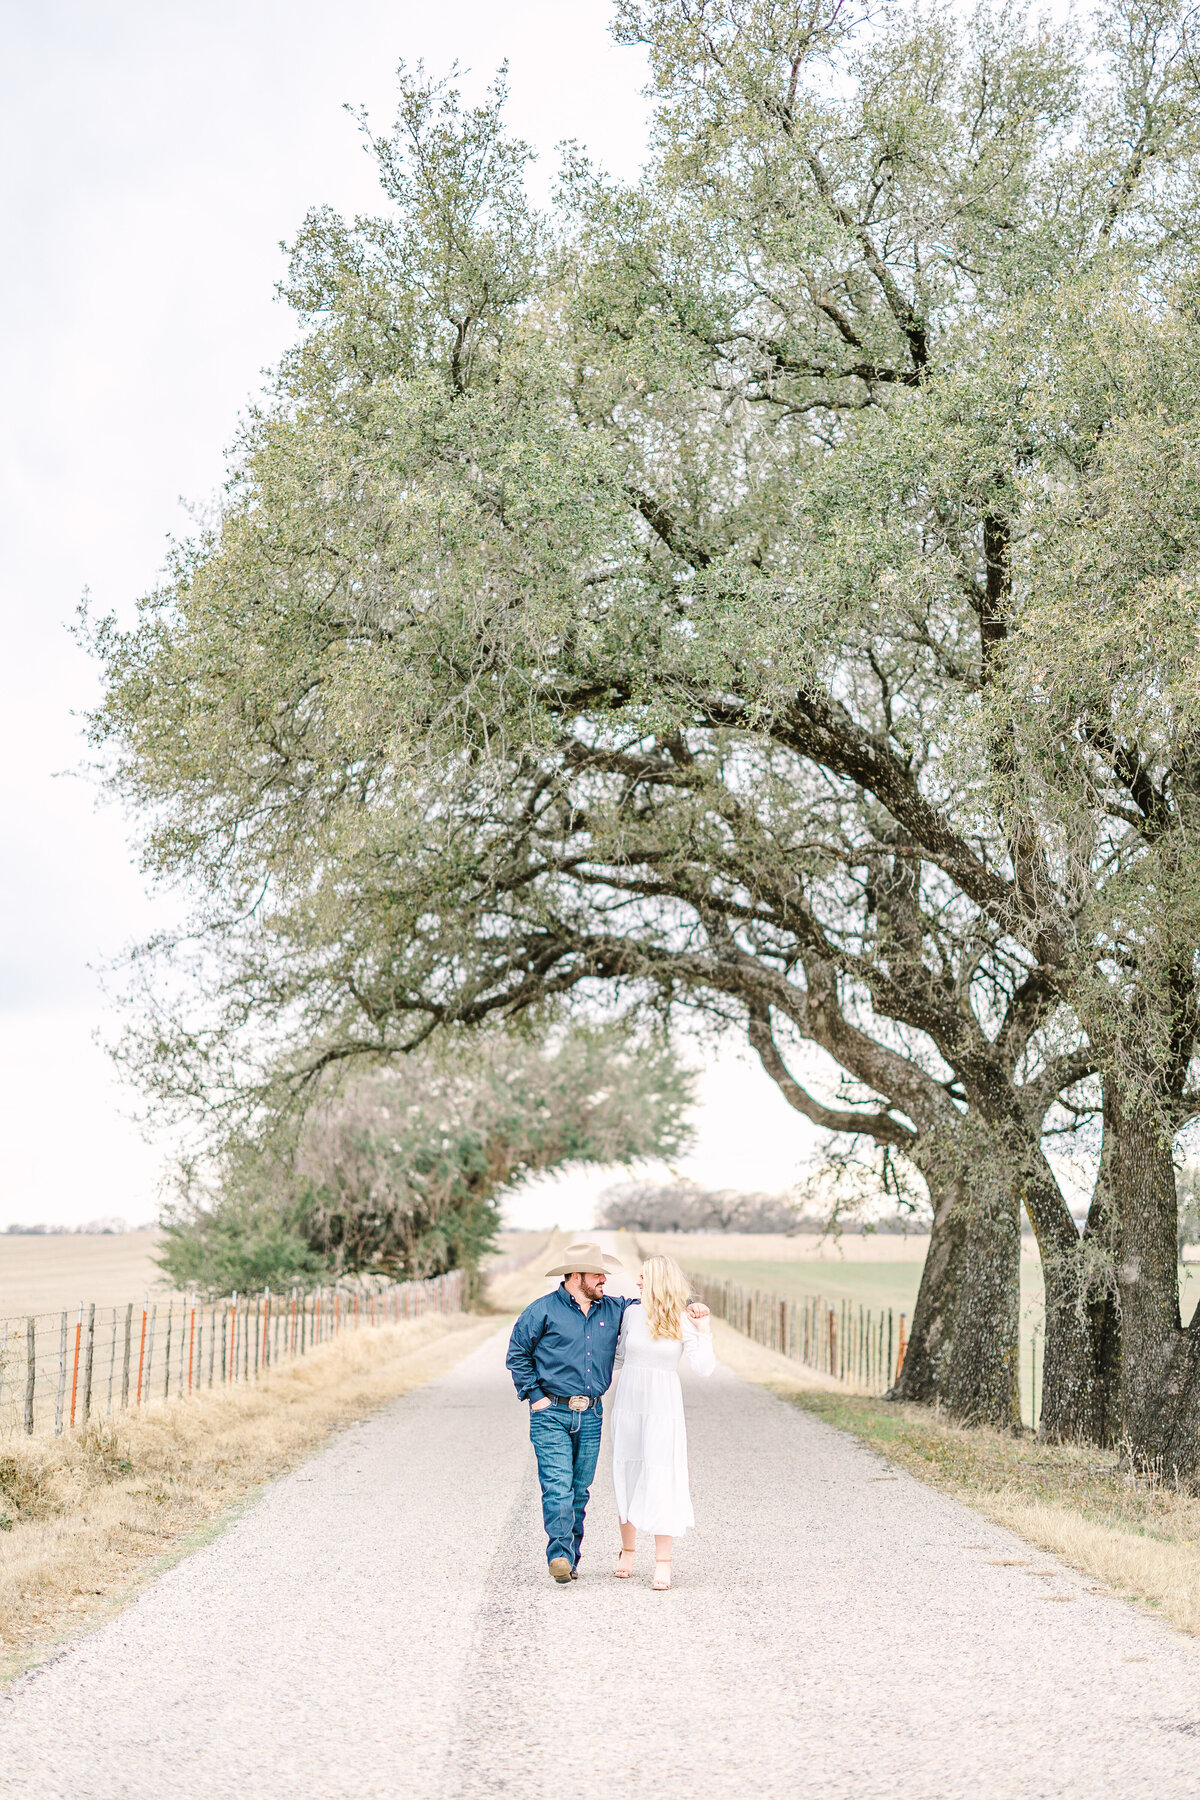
{"left": 681, "top": 1312, "right": 716, "bottom": 1376}
{"left": 613, "top": 1309, "right": 631, "bottom": 1376}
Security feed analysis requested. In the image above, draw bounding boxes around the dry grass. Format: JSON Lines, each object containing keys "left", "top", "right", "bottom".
{"left": 0, "top": 1309, "right": 501, "bottom": 1684}
{"left": 714, "top": 1321, "right": 1200, "bottom": 1636}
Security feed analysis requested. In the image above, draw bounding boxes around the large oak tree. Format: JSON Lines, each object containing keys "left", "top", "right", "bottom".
{"left": 90, "top": 0, "right": 1200, "bottom": 1461}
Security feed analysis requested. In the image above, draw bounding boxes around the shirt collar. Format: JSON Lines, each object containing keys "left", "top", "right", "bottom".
{"left": 556, "top": 1282, "right": 614, "bottom": 1317}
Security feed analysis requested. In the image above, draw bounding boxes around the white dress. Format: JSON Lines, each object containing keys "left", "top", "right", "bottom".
{"left": 609, "top": 1303, "right": 716, "bottom": 1537}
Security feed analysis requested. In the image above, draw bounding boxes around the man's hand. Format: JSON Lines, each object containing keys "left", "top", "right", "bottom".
{"left": 530, "top": 1397, "right": 552, "bottom": 1413}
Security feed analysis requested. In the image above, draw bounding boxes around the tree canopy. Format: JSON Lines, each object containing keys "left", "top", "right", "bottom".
{"left": 159, "top": 1025, "right": 693, "bottom": 1294}
{"left": 90, "top": 0, "right": 1200, "bottom": 1467}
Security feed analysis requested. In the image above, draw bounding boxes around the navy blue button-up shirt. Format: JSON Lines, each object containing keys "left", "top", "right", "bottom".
{"left": 506, "top": 1284, "right": 638, "bottom": 1403}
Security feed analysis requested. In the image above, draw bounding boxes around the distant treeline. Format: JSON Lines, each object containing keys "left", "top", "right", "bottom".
{"left": 598, "top": 1181, "right": 923, "bottom": 1237}
{"left": 3, "top": 1218, "right": 131, "bottom": 1236}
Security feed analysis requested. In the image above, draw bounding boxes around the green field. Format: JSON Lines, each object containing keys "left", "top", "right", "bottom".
{"left": 683, "top": 1250, "right": 1200, "bottom": 1428}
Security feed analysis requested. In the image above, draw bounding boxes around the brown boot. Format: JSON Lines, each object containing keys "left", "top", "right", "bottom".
{"left": 548, "top": 1556, "right": 573, "bottom": 1584}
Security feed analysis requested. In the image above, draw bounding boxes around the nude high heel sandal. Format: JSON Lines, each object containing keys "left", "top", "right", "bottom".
{"left": 652, "top": 1560, "right": 672, "bottom": 1591}
{"left": 614, "top": 1547, "right": 636, "bottom": 1578}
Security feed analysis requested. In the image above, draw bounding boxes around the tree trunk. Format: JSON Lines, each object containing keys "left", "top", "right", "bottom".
{"left": 887, "top": 1165, "right": 970, "bottom": 1403}
{"left": 976, "top": 1103, "right": 1112, "bottom": 1445}
{"left": 888, "top": 1130, "right": 1020, "bottom": 1430}
{"left": 1106, "top": 1086, "right": 1194, "bottom": 1474}
{"left": 942, "top": 1157, "right": 1021, "bottom": 1429}
{"left": 1036, "top": 1235, "right": 1116, "bottom": 1445}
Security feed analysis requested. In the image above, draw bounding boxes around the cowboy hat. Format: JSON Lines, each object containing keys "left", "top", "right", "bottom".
{"left": 544, "top": 1241, "right": 624, "bottom": 1278}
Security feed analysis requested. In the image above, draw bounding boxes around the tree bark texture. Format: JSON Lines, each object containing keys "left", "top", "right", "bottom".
{"left": 1102, "top": 1085, "right": 1200, "bottom": 1479}
{"left": 887, "top": 1167, "right": 970, "bottom": 1404}
{"left": 942, "top": 1161, "right": 1021, "bottom": 1430}
{"left": 888, "top": 1132, "right": 1021, "bottom": 1430}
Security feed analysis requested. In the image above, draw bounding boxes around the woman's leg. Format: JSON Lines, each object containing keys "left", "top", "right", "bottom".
{"left": 615, "top": 1517, "right": 636, "bottom": 1575}
{"left": 652, "top": 1534, "right": 672, "bottom": 1590}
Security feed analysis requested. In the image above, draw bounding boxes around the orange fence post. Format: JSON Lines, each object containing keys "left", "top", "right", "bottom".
{"left": 135, "top": 1298, "right": 148, "bottom": 1406}
{"left": 895, "top": 1313, "right": 908, "bottom": 1382}
{"left": 69, "top": 1304, "right": 82, "bottom": 1428}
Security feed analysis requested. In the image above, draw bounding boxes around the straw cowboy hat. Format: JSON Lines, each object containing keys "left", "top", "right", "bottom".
{"left": 544, "top": 1241, "right": 624, "bottom": 1278}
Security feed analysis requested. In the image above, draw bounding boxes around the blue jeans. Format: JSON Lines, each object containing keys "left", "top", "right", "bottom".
{"left": 529, "top": 1401, "right": 602, "bottom": 1568}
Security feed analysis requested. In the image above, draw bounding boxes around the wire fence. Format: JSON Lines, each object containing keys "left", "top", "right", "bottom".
{"left": 688, "top": 1272, "right": 908, "bottom": 1394}
{"left": 0, "top": 1271, "right": 465, "bottom": 1440}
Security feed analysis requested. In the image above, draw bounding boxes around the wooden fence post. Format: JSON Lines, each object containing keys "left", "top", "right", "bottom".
{"left": 24, "top": 1317, "right": 35, "bottom": 1434}
{"left": 83, "top": 1302, "right": 96, "bottom": 1424}
{"left": 145, "top": 1303, "right": 158, "bottom": 1402}
{"left": 122, "top": 1303, "right": 133, "bottom": 1410}
{"left": 54, "top": 1310, "right": 68, "bottom": 1435}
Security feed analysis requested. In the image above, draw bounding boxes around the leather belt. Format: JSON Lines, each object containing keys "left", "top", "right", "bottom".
{"left": 547, "top": 1393, "right": 594, "bottom": 1411}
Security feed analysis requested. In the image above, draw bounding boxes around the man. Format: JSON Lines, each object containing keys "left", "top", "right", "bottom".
{"left": 505, "top": 1241, "right": 707, "bottom": 1585}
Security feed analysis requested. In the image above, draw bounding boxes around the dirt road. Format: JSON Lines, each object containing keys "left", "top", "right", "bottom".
{"left": 3, "top": 1250, "right": 1200, "bottom": 1798}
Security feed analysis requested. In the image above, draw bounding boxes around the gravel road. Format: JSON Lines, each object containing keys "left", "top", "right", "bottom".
{"left": 4, "top": 1249, "right": 1200, "bottom": 1800}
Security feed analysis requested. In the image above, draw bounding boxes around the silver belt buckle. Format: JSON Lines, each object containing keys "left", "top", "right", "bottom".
{"left": 568, "top": 1395, "right": 590, "bottom": 1411}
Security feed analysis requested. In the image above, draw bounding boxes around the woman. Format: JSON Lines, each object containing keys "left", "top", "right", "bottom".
{"left": 610, "top": 1254, "right": 715, "bottom": 1590}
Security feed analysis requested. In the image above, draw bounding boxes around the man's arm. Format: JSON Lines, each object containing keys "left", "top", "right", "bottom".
{"left": 506, "top": 1300, "right": 549, "bottom": 1403}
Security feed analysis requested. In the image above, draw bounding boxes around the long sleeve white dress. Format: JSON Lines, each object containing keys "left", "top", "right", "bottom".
{"left": 609, "top": 1302, "right": 716, "bottom": 1537}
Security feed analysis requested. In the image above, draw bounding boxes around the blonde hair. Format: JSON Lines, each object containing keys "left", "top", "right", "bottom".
{"left": 640, "top": 1255, "right": 693, "bottom": 1341}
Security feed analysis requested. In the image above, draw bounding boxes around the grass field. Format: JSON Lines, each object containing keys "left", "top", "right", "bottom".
{"left": 0, "top": 1227, "right": 551, "bottom": 1323}
{"left": 0, "top": 1232, "right": 173, "bottom": 1318}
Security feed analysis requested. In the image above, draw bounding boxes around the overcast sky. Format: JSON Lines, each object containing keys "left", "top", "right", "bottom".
{"left": 0, "top": 0, "right": 821, "bottom": 1230}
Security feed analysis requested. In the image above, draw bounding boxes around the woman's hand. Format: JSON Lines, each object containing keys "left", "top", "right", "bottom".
{"left": 686, "top": 1301, "right": 712, "bottom": 1332}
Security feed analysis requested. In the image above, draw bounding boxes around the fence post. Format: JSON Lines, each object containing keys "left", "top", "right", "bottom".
{"left": 895, "top": 1312, "right": 908, "bottom": 1381}
{"left": 135, "top": 1296, "right": 148, "bottom": 1406}
{"left": 69, "top": 1303, "right": 83, "bottom": 1428}
{"left": 82, "top": 1302, "right": 96, "bottom": 1424}
{"left": 163, "top": 1301, "right": 173, "bottom": 1401}
{"left": 54, "top": 1310, "right": 68, "bottom": 1435}
{"left": 121, "top": 1303, "right": 132, "bottom": 1409}
{"left": 145, "top": 1303, "right": 158, "bottom": 1402}
{"left": 24, "top": 1317, "right": 35, "bottom": 1434}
